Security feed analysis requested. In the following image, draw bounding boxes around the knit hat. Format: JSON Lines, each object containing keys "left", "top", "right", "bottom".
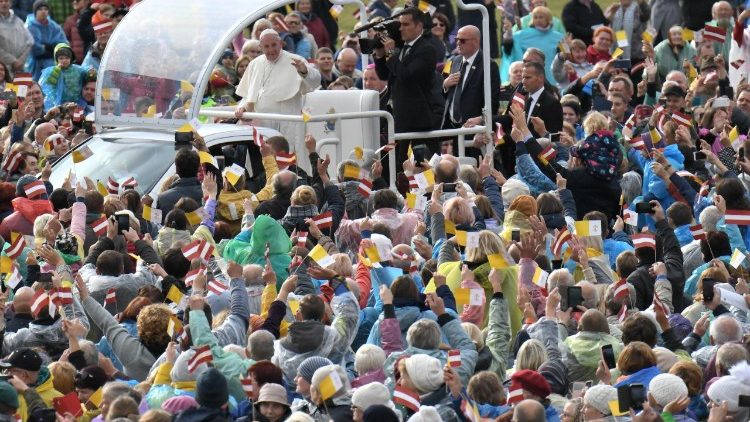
{"left": 32, "top": 0, "right": 48, "bottom": 13}
{"left": 352, "top": 382, "right": 392, "bottom": 411}
{"left": 406, "top": 406, "right": 441, "bottom": 422}
{"left": 583, "top": 385, "right": 617, "bottom": 416}
{"left": 652, "top": 347, "right": 678, "bottom": 373}
{"left": 54, "top": 43, "right": 74, "bottom": 61}
{"left": 74, "top": 366, "right": 108, "bottom": 391}
{"left": 501, "top": 178, "right": 530, "bottom": 209}
{"left": 91, "top": 11, "right": 113, "bottom": 34}
{"left": 311, "top": 365, "right": 350, "bottom": 400}
{"left": 161, "top": 396, "right": 198, "bottom": 414}
{"left": 363, "top": 404, "right": 400, "bottom": 422}
{"left": 707, "top": 363, "right": 750, "bottom": 413}
{"left": 297, "top": 356, "right": 333, "bottom": 384}
{"left": 649, "top": 374, "right": 688, "bottom": 407}
{"left": 403, "top": 354, "right": 443, "bottom": 393}
{"left": 509, "top": 195, "right": 538, "bottom": 217}
{"left": 16, "top": 175, "right": 40, "bottom": 198}
{"left": 256, "top": 383, "right": 289, "bottom": 407}
{"left": 538, "top": 361, "right": 568, "bottom": 396}
{"left": 571, "top": 130, "right": 620, "bottom": 181}
{"left": 194, "top": 368, "right": 228, "bottom": 409}
{"left": 0, "top": 382, "right": 18, "bottom": 409}
{"left": 510, "top": 369, "right": 551, "bottom": 399}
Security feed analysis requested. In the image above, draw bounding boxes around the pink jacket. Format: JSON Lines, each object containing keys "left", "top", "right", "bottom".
{"left": 518, "top": 258, "right": 547, "bottom": 317}
{"left": 335, "top": 208, "right": 422, "bottom": 254}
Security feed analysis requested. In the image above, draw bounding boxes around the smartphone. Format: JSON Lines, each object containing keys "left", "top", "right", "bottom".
{"left": 175, "top": 131, "right": 194, "bottom": 150}
{"left": 635, "top": 202, "right": 654, "bottom": 214}
{"left": 740, "top": 147, "right": 746, "bottom": 162}
{"left": 412, "top": 144, "right": 430, "bottom": 166}
{"left": 511, "top": 229, "right": 521, "bottom": 242}
{"left": 498, "top": 86, "right": 513, "bottom": 102}
{"left": 116, "top": 214, "right": 130, "bottom": 233}
{"left": 561, "top": 285, "right": 583, "bottom": 310}
{"left": 702, "top": 278, "right": 716, "bottom": 302}
{"left": 629, "top": 384, "right": 645, "bottom": 410}
{"left": 83, "top": 120, "right": 94, "bottom": 136}
{"left": 694, "top": 151, "right": 707, "bottom": 160}
{"left": 602, "top": 344, "right": 617, "bottom": 369}
{"left": 550, "top": 132, "right": 561, "bottom": 143}
{"left": 443, "top": 183, "right": 456, "bottom": 193}
{"left": 714, "top": 97, "right": 731, "bottom": 108}
{"left": 614, "top": 59, "right": 631, "bottom": 69}
{"left": 739, "top": 395, "right": 750, "bottom": 407}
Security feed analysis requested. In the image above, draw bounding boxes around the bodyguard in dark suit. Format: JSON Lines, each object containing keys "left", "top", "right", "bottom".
{"left": 495, "top": 61, "right": 563, "bottom": 177}
{"left": 374, "top": 8, "right": 441, "bottom": 163}
{"left": 442, "top": 25, "right": 499, "bottom": 160}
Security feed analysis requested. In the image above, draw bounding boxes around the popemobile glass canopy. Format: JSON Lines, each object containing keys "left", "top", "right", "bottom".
{"left": 95, "top": 0, "right": 291, "bottom": 128}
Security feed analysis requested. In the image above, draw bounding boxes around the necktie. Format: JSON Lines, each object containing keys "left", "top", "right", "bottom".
{"left": 399, "top": 44, "right": 411, "bottom": 61}
{"left": 451, "top": 61, "right": 469, "bottom": 123}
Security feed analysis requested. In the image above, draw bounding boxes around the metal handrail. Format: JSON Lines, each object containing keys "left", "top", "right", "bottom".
{"left": 329, "top": 0, "right": 369, "bottom": 70}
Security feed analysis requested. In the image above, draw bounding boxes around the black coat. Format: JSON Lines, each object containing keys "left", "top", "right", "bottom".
{"left": 561, "top": 0, "right": 607, "bottom": 45}
{"left": 156, "top": 177, "right": 204, "bottom": 222}
{"left": 441, "top": 50, "right": 500, "bottom": 128}
{"left": 374, "top": 35, "right": 440, "bottom": 133}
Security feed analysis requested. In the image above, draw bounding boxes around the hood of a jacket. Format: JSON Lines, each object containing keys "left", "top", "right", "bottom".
{"left": 662, "top": 143, "right": 685, "bottom": 167}
{"left": 33, "top": 367, "right": 55, "bottom": 391}
{"left": 564, "top": 331, "right": 623, "bottom": 368}
{"left": 27, "top": 320, "right": 67, "bottom": 345}
{"left": 11, "top": 197, "right": 53, "bottom": 224}
{"left": 281, "top": 320, "right": 326, "bottom": 353}
{"left": 217, "top": 190, "right": 252, "bottom": 222}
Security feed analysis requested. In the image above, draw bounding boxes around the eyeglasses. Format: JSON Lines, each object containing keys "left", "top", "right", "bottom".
{"left": 433, "top": 21, "right": 445, "bottom": 27}
{"left": 456, "top": 38, "right": 470, "bottom": 44}
{"left": 286, "top": 21, "right": 301, "bottom": 26}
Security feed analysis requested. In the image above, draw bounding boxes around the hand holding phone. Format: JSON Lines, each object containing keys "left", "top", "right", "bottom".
{"left": 601, "top": 344, "right": 616, "bottom": 369}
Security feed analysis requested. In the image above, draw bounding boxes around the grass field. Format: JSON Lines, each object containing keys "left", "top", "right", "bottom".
{"left": 336, "top": 0, "right": 617, "bottom": 34}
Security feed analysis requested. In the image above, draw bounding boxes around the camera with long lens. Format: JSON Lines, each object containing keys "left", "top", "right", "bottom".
{"left": 358, "top": 19, "right": 403, "bottom": 55}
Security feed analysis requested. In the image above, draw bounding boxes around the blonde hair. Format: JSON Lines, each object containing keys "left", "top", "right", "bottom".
{"left": 461, "top": 322, "right": 484, "bottom": 350}
{"left": 531, "top": 6, "right": 552, "bottom": 27}
{"left": 465, "top": 230, "right": 507, "bottom": 262}
{"left": 443, "top": 197, "right": 475, "bottom": 226}
{"left": 330, "top": 253, "right": 353, "bottom": 278}
{"left": 33, "top": 214, "right": 59, "bottom": 239}
{"left": 291, "top": 185, "right": 317, "bottom": 206}
{"left": 48, "top": 361, "right": 76, "bottom": 394}
{"left": 583, "top": 111, "right": 608, "bottom": 136}
{"left": 516, "top": 339, "right": 547, "bottom": 371}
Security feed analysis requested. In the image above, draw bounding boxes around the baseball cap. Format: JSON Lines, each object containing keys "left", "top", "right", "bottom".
{"left": 0, "top": 348, "right": 42, "bottom": 372}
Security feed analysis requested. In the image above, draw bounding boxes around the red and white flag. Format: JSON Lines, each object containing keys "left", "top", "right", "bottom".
{"left": 653, "top": 294, "right": 670, "bottom": 315}
{"left": 187, "top": 345, "right": 213, "bottom": 373}
{"left": 275, "top": 151, "right": 297, "bottom": 168}
{"left": 699, "top": 181, "right": 710, "bottom": 197}
{"left": 105, "top": 288, "right": 116, "bottom": 305}
{"left": 690, "top": 224, "right": 706, "bottom": 241}
{"left": 90, "top": 216, "right": 108, "bottom": 236}
{"left": 725, "top": 210, "right": 750, "bottom": 225}
{"left": 627, "top": 136, "right": 646, "bottom": 151}
{"left": 671, "top": 111, "right": 692, "bottom": 127}
{"left": 198, "top": 240, "right": 214, "bottom": 260}
{"left": 240, "top": 376, "right": 253, "bottom": 398}
{"left": 448, "top": 349, "right": 461, "bottom": 367}
{"left": 182, "top": 240, "right": 202, "bottom": 261}
{"left": 632, "top": 233, "right": 656, "bottom": 249}
{"left": 2, "top": 150, "right": 22, "bottom": 173}
{"left": 30, "top": 290, "right": 49, "bottom": 318}
{"left": 538, "top": 145, "right": 557, "bottom": 165}
{"left": 312, "top": 211, "right": 333, "bottom": 230}
{"left": 5, "top": 265, "right": 22, "bottom": 289}
{"left": 623, "top": 114, "right": 636, "bottom": 131}
{"left": 357, "top": 178, "right": 373, "bottom": 198}
{"left": 296, "top": 231, "right": 308, "bottom": 248}
{"left": 12, "top": 72, "right": 32, "bottom": 86}
{"left": 207, "top": 279, "right": 228, "bottom": 295}
{"left": 511, "top": 93, "right": 525, "bottom": 109}
{"left": 23, "top": 181, "right": 46, "bottom": 199}
{"left": 622, "top": 206, "right": 638, "bottom": 226}
{"left": 106, "top": 177, "right": 119, "bottom": 194}
{"left": 5, "top": 233, "right": 25, "bottom": 260}
{"left": 375, "top": 143, "right": 396, "bottom": 155}
{"left": 407, "top": 175, "right": 418, "bottom": 190}
{"left": 506, "top": 384, "right": 524, "bottom": 405}
{"left": 614, "top": 279, "right": 630, "bottom": 300}
{"left": 56, "top": 286, "right": 73, "bottom": 305}
{"left": 393, "top": 385, "right": 420, "bottom": 412}
{"left": 703, "top": 25, "right": 726, "bottom": 43}
{"left": 184, "top": 266, "right": 205, "bottom": 288}
{"left": 552, "top": 228, "right": 572, "bottom": 257}
{"left": 618, "top": 304, "right": 628, "bottom": 323}
{"left": 272, "top": 15, "right": 289, "bottom": 32}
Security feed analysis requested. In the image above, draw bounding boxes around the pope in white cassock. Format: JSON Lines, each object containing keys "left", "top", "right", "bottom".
{"left": 235, "top": 29, "right": 321, "bottom": 170}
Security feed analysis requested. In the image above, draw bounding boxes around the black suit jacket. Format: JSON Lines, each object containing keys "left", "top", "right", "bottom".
{"left": 375, "top": 36, "right": 439, "bottom": 133}
{"left": 441, "top": 50, "right": 500, "bottom": 128}
{"left": 495, "top": 86, "right": 563, "bottom": 176}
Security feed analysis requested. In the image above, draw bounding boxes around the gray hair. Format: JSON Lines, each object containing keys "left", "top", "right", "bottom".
{"left": 700, "top": 206, "right": 722, "bottom": 232}
{"left": 716, "top": 343, "right": 749, "bottom": 375}
{"left": 548, "top": 269, "right": 573, "bottom": 292}
{"left": 458, "top": 165, "right": 479, "bottom": 192}
{"left": 406, "top": 319, "right": 441, "bottom": 350}
{"left": 79, "top": 340, "right": 99, "bottom": 366}
{"left": 223, "top": 344, "right": 246, "bottom": 358}
{"left": 247, "top": 330, "right": 275, "bottom": 361}
{"left": 578, "top": 280, "right": 600, "bottom": 310}
{"left": 620, "top": 171, "right": 643, "bottom": 207}
{"left": 710, "top": 315, "right": 742, "bottom": 345}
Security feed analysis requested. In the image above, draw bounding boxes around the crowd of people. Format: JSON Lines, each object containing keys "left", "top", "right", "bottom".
{"left": 1, "top": 0, "right": 750, "bottom": 421}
